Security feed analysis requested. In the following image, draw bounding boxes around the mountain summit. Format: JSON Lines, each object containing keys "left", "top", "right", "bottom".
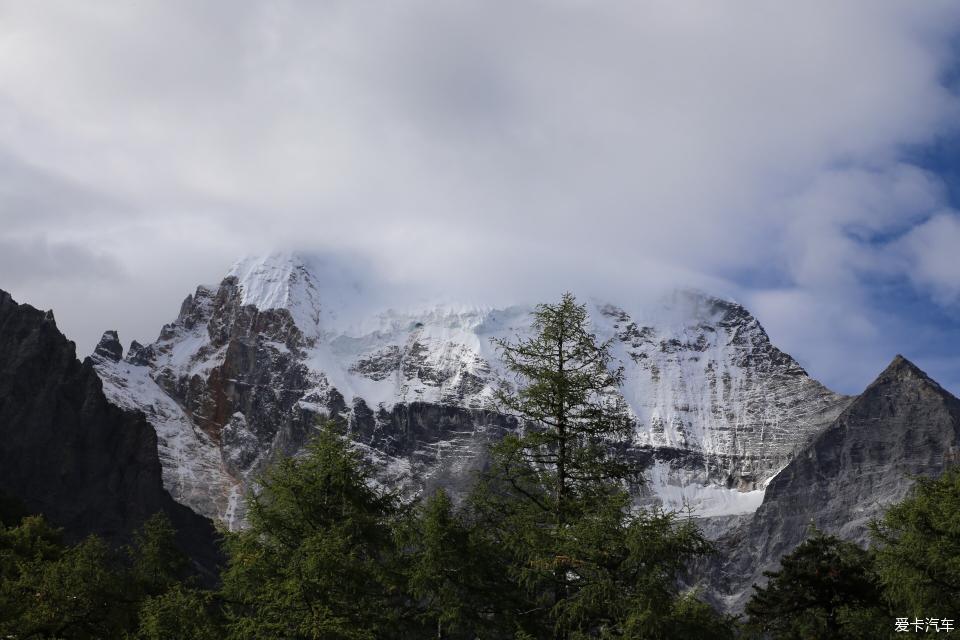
{"left": 92, "top": 252, "right": 849, "bottom": 527}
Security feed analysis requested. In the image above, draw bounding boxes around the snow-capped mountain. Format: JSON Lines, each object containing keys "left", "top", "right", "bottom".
{"left": 91, "top": 253, "right": 849, "bottom": 528}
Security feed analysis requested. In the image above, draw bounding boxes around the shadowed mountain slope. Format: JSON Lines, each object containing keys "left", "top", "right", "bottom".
{"left": 0, "top": 289, "right": 221, "bottom": 577}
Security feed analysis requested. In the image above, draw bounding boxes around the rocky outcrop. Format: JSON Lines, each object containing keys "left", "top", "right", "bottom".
{"left": 706, "top": 355, "right": 960, "bottom": 611}
{"left": 93, "top": 329, "right": 123, "bottom": 362}
{"left": 153, "top": 277, "right": 315, "bottom": 464}
{"left": 350, "top": 400, "right": 519, "bottom": 498}
{"left": 0, "top": 290, "right": 221, "bottom": 577}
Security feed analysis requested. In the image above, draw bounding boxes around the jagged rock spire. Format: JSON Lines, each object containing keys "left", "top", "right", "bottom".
{"left": 93, "top": 330, "right": 123, "bottom": 362}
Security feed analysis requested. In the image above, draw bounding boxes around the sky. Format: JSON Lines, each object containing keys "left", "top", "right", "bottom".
{"left": 1, "top": 1, "right": 960, "bottom": 396}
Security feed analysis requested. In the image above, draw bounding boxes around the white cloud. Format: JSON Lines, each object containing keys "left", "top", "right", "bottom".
{"left": 898, "top": 212, "right": 960, "bottom": 304}
{"left": 0, "top": 1, "right": 958, "bottom": 392}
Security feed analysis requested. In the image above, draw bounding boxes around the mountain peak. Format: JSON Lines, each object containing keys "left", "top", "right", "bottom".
{"left": 88, "top": 262, "right": 855, "bottom": 525}
{"left": 869, "top": 354, "right": 951, "bottom": 398}
{"left": 226, "top": 252, "right": 384, "bottom": 338}
{"left": 0, "top": 287, "right": 220, "bottom": 573}
{"left": 227, "top": 252, "right": 316, "bottom": 309}
{"left": 93, "top": 330, "right": 123, "bottom": 362}
{"left": 827, "top": 354, "right": 960, "bottom": 441}
{"left": 885, "top": 353, "right": 925, "bottom": 376}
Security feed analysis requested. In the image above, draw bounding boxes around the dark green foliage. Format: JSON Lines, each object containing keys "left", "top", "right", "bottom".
{"left": 0, "top": 511, "right": 221, "bottom": 639}
{"left": 872, "top": 465, "right": 960, "bottom": 616}
{"left": 25, "top": 536, "right": 134, "bottom": 638}
{"left": 135, "top": 585, "right": 223, "bottom": 640}
{"left": 491, "top": 293, "right": 638, "bottom": 499}
{"left": 605, "top": 511, "right": 735, "bottom": 639}
{"left": 128, "top": 513, "right": 192, "bottom": 598}
{"left": 405, "top": 489, "right": 469, "bottom": 636}
{"left": 220, "top": 422, "right": 413, "bottom": 639}
{"left": 744, "top": 529, "right": 891, "bottom": 639}
{"left": 654, "top": 594, "right": 738, "bottom": 640}
{"left": 483, "top": 293, "right": 640, "bottom": 628}
{"left": 404, "top": 488, "right": 523, "bottom": 638}
{"left": 0, "top": 516, "right": 133, "bottom": 638}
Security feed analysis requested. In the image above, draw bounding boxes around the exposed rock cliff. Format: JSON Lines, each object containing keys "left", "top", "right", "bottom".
{"left": 706, "top": 355, "right": 960, "bottom": 611}
{"left": 0, "top": 289, "right": 220, "bottom": 576}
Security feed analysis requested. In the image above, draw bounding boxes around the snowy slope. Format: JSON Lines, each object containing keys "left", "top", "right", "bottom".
{"left": 92, "top": 252, "right": 849, "bottom": 526}
{"left": 91, "top": 333, "right": 245, "bottom": 527}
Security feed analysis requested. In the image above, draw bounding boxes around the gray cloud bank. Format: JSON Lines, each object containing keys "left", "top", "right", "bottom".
{"left": 1, "top": 1, "right": 959, "bottom": 394}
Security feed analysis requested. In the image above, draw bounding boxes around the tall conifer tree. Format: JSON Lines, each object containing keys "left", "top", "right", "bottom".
{"left": 220, "top": 423, "right": 414, "bottom": 639}
{"left": 474, "top": 294, "right": 660, "bottom": 637}
{"left": 468, "top": 293, "right": 731, "bottom": 639}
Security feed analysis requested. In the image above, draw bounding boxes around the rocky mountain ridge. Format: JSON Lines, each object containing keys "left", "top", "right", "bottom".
{"left": 91, "top": 253, "right": 850, "bottom": 527}
{"left": 0, "top": 289, "right": 220, "bottom": 576}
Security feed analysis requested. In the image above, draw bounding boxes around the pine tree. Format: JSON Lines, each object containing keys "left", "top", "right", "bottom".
{"left": 405, "top": 488, "right": 524, "bottom": 638}
{"left": 0, "top": 512, "right": 215, "bottom": 639}
{"left": 606, "top": 509, "right": 734, "bottom": 639}
{"left": 0, "top": 519, "right": 134, "bottom": 639}
{"left": 220, "top": 422, "right": 416, "bottom": 639}
{"left": 473, "top": 293, "right": 725, "bottom": 638}
{"left": 491, "top": 293, "right": 637, "bottom": 506}
{"left": 744, "top": 528, "right": 890, "bottom": 640}
{"left": 481, "top": 293, "right": 637, "bottom": 635}
{"left": 1, "top": 515, "right": 68, "bottom": 635}
{"left": 135, "top": 584, "right": 223, "bottom": 640}
{"left": 127, "top": 513, "right": 191, "bottom": 599}
{"left": 871, "top": 465, "right": 960, "bottom": 616}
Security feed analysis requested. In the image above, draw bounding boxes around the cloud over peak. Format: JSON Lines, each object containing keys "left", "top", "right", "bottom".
{"left": 0, "top": 1, "right": 959, "bottom": 393}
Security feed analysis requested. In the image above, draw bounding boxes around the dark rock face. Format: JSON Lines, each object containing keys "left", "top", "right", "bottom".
{"left": 706, "top": 355, "right": 960, "bottom": 611}
{"left": 350, "top": 400, "right": 518, "bottom": 499}
{"left": 94, "top": 329, "right": 123, "bottom": 362}
{"left": 353, "top": 401, "right": 516, "bottom": 460}
{"left": 0, "top": 290, "right": 220, "bottom": 577}
{"left": 127, "top": 339, "right": 156, "bottom": 366}
{"left": 153, "top": 278, "right": 314, "bottom": 462}
{"left": 134, "top": 276, "right": 519, "bottom": 512}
